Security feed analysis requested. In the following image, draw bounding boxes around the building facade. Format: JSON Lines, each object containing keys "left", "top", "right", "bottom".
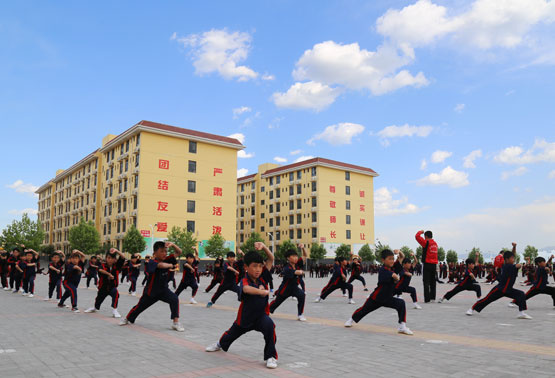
{"left": 36, "top": 120, "right": 243, "bottom": 255}
{"left": 236, "top": 158, "right": 378, "bottom": 256}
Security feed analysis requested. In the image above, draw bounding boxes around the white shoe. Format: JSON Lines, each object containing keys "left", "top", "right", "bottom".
{"left": 517, "top": 313, "right": 532, "bottom": 320}
{"left": 189, "top": 298, "right": 198, "bottom": 304}
{"left": 19, "top": 288, "right": 24, "bottom": 293}
{"left": 84, "top": 307, "right": 96, "bottom": 313}
{"left": 131, "top": 292, "right": 136, "bottom": 297}
{"left": 72, "top": 308, "right": 80, "bottom": 313}
{"left": 298, "top": 314, "right": 307, "bottom": 322}
{"left": 413, "top": 303, "right": 422, "bottom": 310}
{"left": 466, "top": 308, "right": 474, "bottom": 316}
{"left": 348, "top": 299, "right": 356, "bottom": 304}
{"left": 205, "top": 342, "right": 221, "bottom": 352}
{"left": 119, "top": 318, "right": 129, "bottom": 326}
{"left": 266, "top": 357, "right": 277, "bottom": 369}
{"left": 344, "top": 318, "right": 354, "bottom": 327}
{"left": 437, "top": 298, "right": 444, "bottom": 304}
{"left": 22, "top": 292, "right": 28, "bottom": 296}
{"left": 172, "top": 322, "right": 185, "bottom": 332}
{"left": 3, "top": 287, "right": 9, "bottom": 291}
{"left": 398, "top": 323, "right": 413, "bottom": 335}
{"left": 292, "top": 297, "right": 297, "bottom": 301}
{"left": 65, "top": 304, "right": 71, "bottom": 308}
{"left": 43, "top": 297, "right": 50, "bottom": 301}
{"left": 342, "top": 293, "right": 348, "bottom": 297}
{"left": 314, "top": 297, "right": 321, "bottom": 303}
{"left": 430, "top": 299, "right": 435, "bottom": 303}
{"left": 112, "top": 309, "right": 121, "bottom": 318}
{"left": 507, "top": 302, "right": 517, "bottom": 308}
{"left": 28, "top": 294, "right": 34, "bottom": 298}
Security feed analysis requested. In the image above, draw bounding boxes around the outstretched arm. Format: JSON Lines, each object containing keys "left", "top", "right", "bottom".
{"left": 255, "top": 242, "right": 274, "bottom": 271}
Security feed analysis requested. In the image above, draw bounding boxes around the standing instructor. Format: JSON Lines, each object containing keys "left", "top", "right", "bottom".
{"left": 416, "top": 230, "right": 438, "bottom": 303}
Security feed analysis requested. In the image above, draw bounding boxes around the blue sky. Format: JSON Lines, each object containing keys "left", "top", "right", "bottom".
{"left": 2, "top": 0, "right": 555, "bottom": 258}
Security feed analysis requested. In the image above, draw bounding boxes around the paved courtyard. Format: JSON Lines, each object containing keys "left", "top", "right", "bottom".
{"left": 1, "top": 273, "right": 554, "bottom": 378}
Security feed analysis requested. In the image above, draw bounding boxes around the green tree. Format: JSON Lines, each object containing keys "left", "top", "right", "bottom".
{"left": 501, "top": 247, "right": 521, "bottom": 264}
{"left": 468, "top": 247, "right": 484, "bottom": 264}
{"left": 204, "top": 233, "right": 231, "bottom": 259}
{"left": 446, "top": 250, "right": 458, "bottom": 264}
{"left": 276, "top": 240, "right": 297, "bottom": 262}
{"left": 358, "top": 244, "right": 374, "bottom": 263}
{"left": 437, "top": 247, "right": 446, "bottom": 262}
{"left": 523, "top": 245, "right": 538, "bottom": 261}
{"left": 374, "top": 240, "right": 391, "bottom": 261}
{"left": 41, "top": 244, "right": 56, "bottom": 257}
{"left": 309, "top": 243, "right": 327, "bottom": 261}
{"left": 166, "top": 226, "right": 197, "bottom": 255}
{"left": 68, "top": 217, "right": 100, "bottom": 255}
{"left": 0, "top": 213, "right": 45, "bottom": 251}
{"left": 400, "top": 246, "right": 413, "bottom": 259}
{"left": 242, "top": 232, "right": 265, "bottom": 256}
{"left": 415, "top": 245, "right": 423, "bottom": 262}
{"left": 335, "top": 243, "right": 351, "bottom": 259}
{"left": 123, "top": 224, "right": 147, "bottom": 255}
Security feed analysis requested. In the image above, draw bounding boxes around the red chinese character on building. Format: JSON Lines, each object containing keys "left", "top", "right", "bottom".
{"left": 330, "top": 201, "right": 336, "bottom": 208}
{"left": 156, "top": 222, "right": 167, "bottom": 232}
{"left": 213, "top": 187, "right": 223, "bottom": 196}
{"left": 360, "top": 218, "right": 366, "bottom": 226}
{"left": 330, "top": 216, "right": 336, "bottom": 223}
{"left": 159, "top": 159, "right": 169, "bottom": 170}
{"left": 360, "top": 233, "right": 366, "bottom": 240}
{"left": 212, "top": 226, "right": 222, "bottom": 235}
{"left": 329, "top": 185, "right": 335, "bottom": 193}
{"left": 157, "top": 201, "right": 168, "bottom": 211}
{"left": 359, "top": 190, "right": 365, "bottom": 198}
{"left": 158, "top": 180, "right": 169, "bottom": 190}
{"left": 213, "top": 168, "right": 223, "bottom": 176}
{"left": 360, "top": 204, "right": 365, "bottom": 212}
{"left": 212, "top": 206, "right": 222, "bottom": 216}
{"left": 330, "top": 231, "right": 336, "bottom": 239}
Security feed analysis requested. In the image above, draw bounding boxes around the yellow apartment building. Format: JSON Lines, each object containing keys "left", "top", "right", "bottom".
{"left": 36, "top": 120, "right": 243, "bottom": 256}
{"left": 236, "top": 158, "right": 378, "bottom": 256}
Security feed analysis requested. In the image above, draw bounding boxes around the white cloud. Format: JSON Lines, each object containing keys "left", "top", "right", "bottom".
{"left": 8, "top": 208, "right": 38, "bottom": 216}
{"left": 430, "top": 150, "right": 452, "bottom": 164}
{"left": 227, "top": 133, "right": 245, "bottom": 144}
{"left": 463, "top": 149, "right": 483, "bottom": 168}
{"left": 6, "top": 180, "right": 39, "bottom": 197}
{"left": 549, "top": 170, "right": 555, "bottom": 179}
{"left": 294, "top": 155, "right": 314, "bottom": 163}
{"left": 274, "top": 156, "right": 287, "bottom": 163}
{"left": 501, "top": 166, "right": 528, "bottom": 180}
{"left": 374, "top": 187, "right": 421, "bottom": 216}
{"left": 262, "top": 73, "right": 275, "bottom": 81}
{"left": 454, "top": 103, "right": 465, "bottom": 113}
{"left": 420, "top": 159, "right": 428, "bottom": 170}
{"left": 307, "top": 122, "right": 365, "bottom": 146}
{"left": 237, "top": 150, "right": 254, "bottom": 159}
{"left": 290, "top": 149, "right": 302, "bottom": 155}
{"left": 272, "top": 81, "right": 341, "bottom": 111}
{"left": 232, "top": 106, "right": 251, "bottom": 118}
{"left": 493, "top": 139, "right": 555, "bottom": 164}
{"left": 268, "top": 117, "right": 283, "bottom": 130}
{"left": 171, "top": 29, "right": 258, "bottom": 81}
{"left": 237, "top": 168, "right": 249, "bottom": 178}
{"left": 376, "top": 124, "right": 433, "bottom": 146}
{"left": 416, "top": 166, "right": 469, "bottom": 188}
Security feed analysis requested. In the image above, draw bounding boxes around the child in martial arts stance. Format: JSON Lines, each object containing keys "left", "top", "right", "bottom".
{"left": 467, "top": 243, "right": 532, "bottom": 319}
{"left": 509, "top": 255, "right": 555, "bottom": 308}
{"left": 120, "top": 241, "right": 184, "bottom": 332}
{"left": 20, "top": 250, "right": 39, "bottom": 297}
{"left": 175, "top": 247, "right": 200, "bottom": 304}
{"left": 128, "top": 254, "right": 141, "bottom": 296}
{"left": 314, "top": 256, "right": 354, "bottom": 304}
{"left": 85, "top": 255, "right": 99, "bottom": 288}
{"left": 44, "top": 251, "right": 64, "bottom": 301}
{"left": 84, "top": 248, "right": 127, "bottom": 318}
{"left": 206, "top": 251, "right": 240, "bottom": 308}
{"left": 439, "top": 252, "right": 482, "bottom": 303}
{"left": 393, "top": 252, "right": 422, "bottom": 310}
{"left": 348, "top": 255, "right": 368, "bottom": 291}
{"left": 344, "top": 249, "right": 413, "bottom": 335}
{"left": 205, "top": 251, "right": 278, "bottom": 369}
{"left": 205, "top": 257, "right": 223, "bottom": 293}
{"left": 58, "top": 250, "right": 86, "bottom": 312}
{"left": 269, "top": 247, "right": 306, "bottom": 321}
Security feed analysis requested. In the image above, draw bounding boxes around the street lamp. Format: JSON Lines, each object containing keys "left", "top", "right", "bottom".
{"left": 148, "top": 223, "right": 157, "bottom": 253}
{"left": 267, "top": 232, "right": 275, "bottom": 254}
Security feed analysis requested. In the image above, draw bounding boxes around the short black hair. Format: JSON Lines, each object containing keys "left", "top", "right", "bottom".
{"left": 12, "top": 248, "right": 20, "bottom": 253}
{"left": 285, "top": 249, "right": 298, "bottom": 259}
{"left": 91, "top": 255, "right": 97, "bottom": 259}
{"left": 1, "top": 252, "right": 8, "bottom": 258}
{"left": 244, "top": 251, "right": 263, "bottom": 266}
{"left": 106, "top": 252, "right": 117, "bottom": 259}
{"left": 381, "top": 249, "right": 394, "bottom": 260}
{"left": 25, "top": 251, "right": 33, "bottom": 255}
{"left": 465, "top": 258, "right": 475, "bottom": 265}
{"left": 185, "top": 253, "right": 194, "bottom": 259}
{"left": 337, "top": 256, "right": 346, "bottom": 263}
{"left": 503, "top": 251, "right": 514, "bottom": 260}
{"left": 535, "top": 257, "right": 545, "bottom": 265}
{"left": 402, "top": 258, "right": 411, "bottom": 265}
{"left": 424, "top": 231, "right": 433, "bottom": 239}
{"left": 226, "top": 251, "right": 236, "bottom": 258}
{"left": 153, "top": 241, "right": 166, "bottom": 252}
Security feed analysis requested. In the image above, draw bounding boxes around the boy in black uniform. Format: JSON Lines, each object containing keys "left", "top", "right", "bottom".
{"left": 0, "top": 250, "right": 8, "bottom": 290}
{"left": 21, "top": 250, "right": 39, "bottom": 297}
{"left": 348, "top": 255, "right": 368, "bottom": 291}
{"left": 120, "top": 241, "right": 184, "bottom": 332}
{"left": 128, "top": 254, "right": 141, "bottom": 296}
{"left": 206, "top": 251, "right": 240, "bottom": 308}
{"left": 141, "top": 255, "right": 151, "bottom": 286}
{"left": 467, "top": 243, "right": 531, "bottom": 319}
{"left": 85, "top": 248, "right": 126, "bottom": 318}
{"left": 8, "top": 248, "right": 22, "bottom": 293}
{"left": 58, "top": 250, "right": 86, "bottom": 312}
{"left": 85, "top": 256, "right": 99, "bottom": 288}
{"left": 314, "top": 257, "right": 355, "bottom": 304}
{"left": 439, "top": 252, "right": 481, "bottom": 303}
{"left": 269, "top": 246, "right": 306, "bottom": 321}
{"left": 205, "top": 257, "right": 223, "bottom": 293}
{"left": 509, "top": 255, "right": 555, "bottom": 308}
{"left": 393, "top": 251, "right": 422, "bottom": 310}
{"left": 175, "top": 247, "right": 200, "bottom": 304}
{"left": 44, "top": 251, "right": 64, "bottom": 301}
{"left": 205, "top": 251, "right": 278, "bottom": 369}
{"left": 344, "top": 249, "right": 413, "bottom": 335}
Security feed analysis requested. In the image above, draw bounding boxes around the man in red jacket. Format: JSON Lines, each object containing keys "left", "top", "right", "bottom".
{"left": 493, "top": 251, "right": 504, "bottom": 279}
{"left": 416, "top": 230, "right": 438, "bottom": 303}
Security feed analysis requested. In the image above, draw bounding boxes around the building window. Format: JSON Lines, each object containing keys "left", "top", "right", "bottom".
{"left": 297, "top": 199, "right": 302, "bottom": 209}
{"left": 261, "top": 186, "right": 265, "bottom": 193}
{"left": 346, "top": 200, "right": 351, "bottom": 210}
{"left": 261, "top": 213, "right": 265, "bottom": 219}
{"left": 126, "top": 140, "right": 129, "bottom": 152}
{"left": 269, "top": 191, "right": 274, "bottom": 200}
{"left": 122, "top": 219, "right": 126, "bottom": 233}
{"left": 289, "top": 215, "right": 294, "bottom": 225}
{"left": 311, "top": 167, "right": 317, "bottom": 176}
{"left": 311, "top": 181, "right": 316, "bottom": 192}
{"left": 275, "top": 189, "right": 280, "bottom": 198}
{"left": 188, "top": 160, "right": 196, "bottom": 173}
{"left": 276, "top": 202, "right": 281, "bottom": 212}
{"left": 276, "top": 217, "right": 280, "bottom": 226}
{"left": 311, "top": 197, "right": 317, "bottom": 207}
{"left": 187, "top": 200, "right": 195, "bottom": 213}
{"left": 289, "top": 172, "right": 294, "bottom": 182}
{"left": 289, "top": 186, "right": 294, "bottom": 195}
{"left": 297, "top": 184, "right": 301, "bottom": 194}
{"left": 276, "top": 176, "right": 281, "bottom": 184}
{"left": 188, "top": 180, "right": 196, "bottom": 193}
{"left": 133, "top": 196, "right": 137, "bottom": 209}
{"left": 289, "top": 229, "right": 294, "bottom": 239}
{"left": 289, "top": 201, "right": 294, "bottom": 210}
{"left": 346, "top": 230, "right": 351, "bottom": 239}
{"left": 269, "top": 218, "right": 273, "bottom": 227}
{"left": 312, "top": 212, "right": 317, "bottom": 222}
{"left": 269, "top": 204, "right": 273, "bottom": 213}
{"left": 312, "top": 227, "right": 317, "bottom": 238}
{"left": 103, "top": 224, "right": 106, "bottom": 235}
{"left": 346, "top": 215, "right": 351, "bottom": 225}
{"left": 187, "top": 220, "right": 195, "bottom": 233}
{"left": 346, "top": 186, "right": 350, "bottom": 195}
{"left": 276, "top": 230, "right": 281, "bottom": 241}
{"left": 189, "top": 141, "right": 197, "bottom": 153}
{"left": 269, "top": 177, "right": 274, "bottom": 186}
{"left": 297, "top": 171, "right": 301, "bottom": 179}
{"left": 345, "top": 171, "right": 350, "bottom": 181}
{"left": 296, "top": 214, "right": 301, "bottom": 224}
{"left": 297, "top": 229, "right": 302, "bottom": 239}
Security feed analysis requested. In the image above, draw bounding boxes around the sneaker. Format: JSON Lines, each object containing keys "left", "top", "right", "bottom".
{"left": 43, "top": 297, "right": 51, "bottom": 301}
{"left": 57, "top": 303, "right": 64, "bottom": 308}
{"left": 430, "top": 299, "right": 436, "bottom": 303}
{"left": 507, "top": 302, "right": 517, "bottom": 308}
{"left": 3, "top": 287, "right": 9, "bottom": 291}
{"left": 206, "top": 301, "right": 213, "bottom": 308}
{"left": 363, "top": 288, "right": 368, "bottom": 292}
{"left": 172, "top": 322, "right": 185, "bottom": 332}
{"left": 344, "top": 318, "right": 354, "bottom": 327}
{"left": 205, "top": 342, "right": 221, "bottom": 352}
{"left": 131, "top": 292, "right": 137, "bottom": 297}
{"left": 190, "top": 298, "right": 198, "bottom": 304}
{"left": 298, "top": 314, "right": 307, "bottom": 322}
{"left": 22, "top": 292, "right": 28, "bottom": 296}
{"left": 437, "top": 298, "right": 444, "bottom": 304}
{"left": 292, "top": 297, "right": 297, "bottom": 302}
{"left": 342, "top": 293, "right": 348, "bottom": 297}
{"left": 112, "top": 309, "right": 121, "bottom": 318}
{"left": 119, "top": 318, "right": 130, "bottom": 326}
{"left": 84, "top": 307, "right": 96, "bottom": 313}
{"left": 397, "top": 323, "right": 413, "bottom": 335}
{"left": 65, "top": 304, "right": 71, "bottom": 308}
{"left": 517, "top": 313, "right": 532, "bottom": 320}
{"left": 466, "top": 308, "right": 474, "bottom": 316}
{"left": 266, "top": 357, "right": 277, "bottom": 369}
{"left": 313, "top": 297, "right": 321, "bottom": 303}
{"left": 71, "top": 308, "right": 80, "bottom": 313}
{"left": 413, "top": 303, "right": 422, "bottom": 310}
{"left": 348, "top": 299, "right": 356, "bottom": 304}
{"left": 28, "top": 294, "right": 34, "bottom": 298}
{"left": 19, "top": 288, "right": 24, "bottom": 293}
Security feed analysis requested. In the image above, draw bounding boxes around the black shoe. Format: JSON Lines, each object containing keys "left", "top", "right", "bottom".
{"left": 363, "top": 288, "right": 368, "bottom": 291}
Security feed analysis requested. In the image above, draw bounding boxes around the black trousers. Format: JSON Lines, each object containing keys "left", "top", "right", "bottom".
{"left": 211, "top": 280, "right": 239, "bottom": 303}
{"left": 9, "top": 273, "right": 22, "bottom": 290}
{"left": 126, "top": 288, "right": 179, "bottom": 322}
{"left": 395, "top": 286, "right": 418, "bottom": 303}
{"left": 175, "top": 278, "right": 198, "bottom": 297}
{"left": 514, "top": 286, "right": 555, "bottom": 306}
{"left": 444, "top": 283, "right": 481, "bottom": 301}
{"left": 348, "top": 275, "right": 366, "bottom": 286}
{"left": 94, "top": 287, "right": 119, "bottom": 309}
{"left": 59, "top": 281, "right": 78, "bottom": 308}
{"left": 129, "top": 276, "right": 138, "bottom": 293}
{"left": 219, "top": 315, "right": 277, "bottom": 360}
{"left": 205, "top": 278, "right": 221, "bottom": 293}
{"left": 422, "top": 263, "right": 437, "bottom": 302}
{"left": 321, "top": 280, "right": 353, "bottom": 300}
{"left": 22, "top": 275, "right": 35, "bottom": 294}
{"left": 269, "top": 287, "right": 305, "bottom": 316}
{"left": 473, "top": 286, "right": 526, "bottom": 312}
{"left": 86, "top": 274, "right": 98, "bottom": 288}
{"left": 141, "top": 273, "right": 149, "bottom": 286}
{"left": 0, "top": 272, "right": 7, "bottom": 288}
{"left": 352, "top": 296, "right": 406, "bottom": 324}
{"left": 48, "top": 279, "right": 62, "bottom": 299}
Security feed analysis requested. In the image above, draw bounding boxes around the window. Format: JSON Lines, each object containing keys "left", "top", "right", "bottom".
{"left": 289, "top": 172, "right": 294, "bottom": 182}
{"left": 103, "top": 224, "right": 106, "bottom": 235}
{"left": 289, "top": 229, "right": 294, "bottom": 239}
{"left": 275, "top": 189, "right": 280, "bottom": 198}
{"left": 261, "top": 213, "right": 265, "bottom": 219}
{"left": 296, "top": 214, "right": 302, "bottom": 224}
{"left": 311, "top": 197, "right": 317, "bottom": 207}
{"left": 346, "top": 230, "right": 351, "bottom": 239}
{"left": 135, "top": 154, "right": 140, "bottom": 167}
{"left": 289, "top": 215, "right": 294, "bottom": 225}
{"left": 269, "top": 218, "right": 273, "bottom": 227}
{"left": 297, "top": 184, "right": 301, "bottom": 194}
{"left": 123, "top": 199, "right": 127, "bottom": 212}
{"left": 269, "top": 204, "right": 273, "bottom": 213}
{"left": 261, "top": 186, "right": 265, "bottom": 193}
{"left": 189, "top": 141, "right": 197, "bottom": 153}
{"left": 124, "top": 179, "right": 128, "bottom": 192}
{"left": 240, "top": 208, "right": 244, "bottom": 217}
{"left": 297, "top": 171, "right": 301, "bottom": 179}
{"left": 133, "top": 196, "right": 137, "bottom": 209}
{"left": 125, "top": 159, "right": 128, "bottom": 172}
{"left": 126, "top": 140, "right": 129, "bottom": 152}
{"left": 346, "top": 186, "right": 350, "bottom": 195}
{"left": 276, "top": 217, "right": 280, "bottom": 226}
{"left": 289, "top": 201, "right": 294, "bottom": 210}
{"left": 276, "top": 176, "right": 281, "bottom": 184}
{"left": 312, "top": 212, "right": 317, "bottom": 222}
{"left": 122, "top": 219, "right": 126, "bottom": 233}
{"left": 297, "top": 199, "right": 302, "bottom": 209}
{"left": 187, "top": 200, "right": 195, "bottom": 213}
{"left": 269, "top": 177, "right": 274, "bottom": 185}
{"left": 134, "top": 175, "right": 139, "bottom": 188}
{"left": 311, "top": 181, "right": 316, "bottom": 192}
{"left": 346, "top": 200, "right": 351, "bottom": 210}
{"left": 276, "top": 202, "right": 281, "bottom": 212}
{"left": 261, "top": 200, "right": 265, "bottom": 205}
{"left": 289, "top": 186, "right": 294, "bottom": 195}
{"left": 241, "top": 184, "right": 244, "bottom": 192}
{"left": 312, "top": 227, "right": 317, "bottom": 237}
{"left": 346, "top": 215, "right": 351, "bottom": 225}
{"left": 269, "top": 191, "right": 274, "bottom": 200}
{"left": 251, "top": 193, "right": 255, "bottom": 203}
{"left": 187, "top": 221, "right": 195, "bottom": 233}
{"left": 188, "top": 160, "right": 196, "bottom": 173}
{"left": 311, "top": 167, "right": 317, "bottom": 176}
{"left": 276, "top": 231, "right": 281, "bottom": 241}
{"left": 119, "top": 181, "right": 122, "bottom": 194}
{"left": 188, "top": 180, "right": 196, "bottom": 193}
{"left": 297, "top": 229, "right": 302, "bottom": 239}
{"left": 252, "top": 182, "right": 255, "bottom": 190}
{"left": 345, "top": 171, "right": 350, "bottom": 181}
{"left": 136, "top": 134, "right": 140, "bottom": 145}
